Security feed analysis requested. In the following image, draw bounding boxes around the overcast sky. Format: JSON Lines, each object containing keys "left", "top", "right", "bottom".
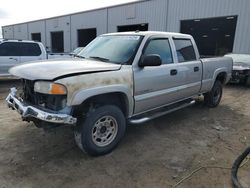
{"left": 0, "top": 0, "right": 138, "bottom": 38}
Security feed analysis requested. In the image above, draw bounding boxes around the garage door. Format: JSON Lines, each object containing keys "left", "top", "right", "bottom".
{"left": 117, "top": 23, "right": 148, "bottom": 32}
{"left": 181, "top": 16, "right": 238, "bottom": 57}
{"left": 51, "top": 31, "right": 64, "bottom": 53}
{"left": 77, "top": 28, "right": 97, "bottom": 47}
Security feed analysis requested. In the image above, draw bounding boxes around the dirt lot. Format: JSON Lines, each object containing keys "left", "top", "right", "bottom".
{"left": 0, "top": 80, "right": 249, "bottom": 188}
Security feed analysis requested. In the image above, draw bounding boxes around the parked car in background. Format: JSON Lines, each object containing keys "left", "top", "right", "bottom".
{"left": 0, "top": 39, "right": 70, "bottom": 77}
{"left": 225, "top": 54, "right": 250, "bottom": 86}
{"left": 6, "top": 31, "right": 232, "bottom": 156}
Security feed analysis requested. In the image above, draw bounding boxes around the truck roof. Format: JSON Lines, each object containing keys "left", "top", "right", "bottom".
{"left": 0, "top": 39, "right": 41, "bottom": 43}
{"left": 103, "top": 31, "right": 191, "bottom": 38}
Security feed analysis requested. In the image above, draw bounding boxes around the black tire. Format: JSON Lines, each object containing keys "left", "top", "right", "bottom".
{"left": 204, "top": 80, "right": 223, "bottom": 108}
{"left": 74, "top": 105, "right": 126, "bottom": 156}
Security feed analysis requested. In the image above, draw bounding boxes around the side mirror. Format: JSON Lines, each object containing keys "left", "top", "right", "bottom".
{"left": 138, "top": 54, "right": 162, "bottom": 67}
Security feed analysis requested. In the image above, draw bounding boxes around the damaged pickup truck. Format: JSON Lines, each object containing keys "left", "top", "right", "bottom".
{"left": 6, "top": 32, "right": 233, "bottom": 156}
{"left": 225, "top": 54, "right": 250, "bottom": 86}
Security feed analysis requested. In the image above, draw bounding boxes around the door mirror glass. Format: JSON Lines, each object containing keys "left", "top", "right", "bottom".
{"left": 139, "top": 54, "right": 162, "bottom": 67}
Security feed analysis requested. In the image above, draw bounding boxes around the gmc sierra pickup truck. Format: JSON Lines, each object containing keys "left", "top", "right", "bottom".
{"left": 6, "top": 31, "right": 233, "bottom": 156}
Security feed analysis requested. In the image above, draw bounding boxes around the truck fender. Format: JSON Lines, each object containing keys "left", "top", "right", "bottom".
{"left": 69, "top": 84, "right": 134, "bottom": 117}
{"left": 203, "top": 67, "right": 229, "bottom": 92}
{"left": 202, "top": 68, "right": 228, "bottom": 93}
{"left": 212, "top": 68, "right": 228, "bottom": 84}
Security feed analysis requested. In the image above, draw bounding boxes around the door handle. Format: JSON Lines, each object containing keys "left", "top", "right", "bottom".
{"left": 9, "top": 57, "right": 18, "bottom": 61}
{"left": 194, "top": 66, "right": 199, "bottom": 72}
{"left": 170, "top": 69, "right": 178, "bottom": 76}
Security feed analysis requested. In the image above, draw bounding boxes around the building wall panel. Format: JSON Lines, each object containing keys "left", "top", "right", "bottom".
{"left": 71, "top": 9, "right": 107, "bottom": 50}
{"left": 107, "top": 0, "right": 168, "bottom": 32}
{"left": 13, "top": 24, "right": 28, "bottom": 40}
{"left": 45, "top": 16, "right": 71, "bottom": 53}
{"left": 2, "top": 26, "right": 14, "bottom": 39}
{"left": 28, "top": 21, "right": 46, "bottom": 46}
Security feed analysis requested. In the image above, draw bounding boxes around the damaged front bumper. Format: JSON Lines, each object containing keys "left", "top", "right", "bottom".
{"left": 230, "top": 70, "right": 249, "bottom": 83}
{"left": 6, "top": 88, "right": 77, "bottom": 125}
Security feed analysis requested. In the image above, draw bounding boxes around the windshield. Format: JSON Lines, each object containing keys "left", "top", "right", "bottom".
{"left": 78, "top": 35, "right": 143, "bottom": 64}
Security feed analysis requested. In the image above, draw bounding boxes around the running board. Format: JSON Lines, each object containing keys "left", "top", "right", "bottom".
{"left": 129, "top": 99, "right": 195, "bottom": 125}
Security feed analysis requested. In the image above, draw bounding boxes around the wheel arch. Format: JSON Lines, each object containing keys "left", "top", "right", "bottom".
{"left": 215, "top": 71, "right": 227, "bottom": 84}
{"left": 70, "top": 85, "right": 133, "bottom": 118}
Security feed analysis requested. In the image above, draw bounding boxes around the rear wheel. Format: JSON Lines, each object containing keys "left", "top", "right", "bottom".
{"left": 74, "top": 105, "right": 126, "bottom": 156}
{"left": 204, "top": 80, "right": 223, "bottom": 108}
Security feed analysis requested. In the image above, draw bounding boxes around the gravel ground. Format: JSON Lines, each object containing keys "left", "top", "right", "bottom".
{"left": 0, "top": 80, "right": 249, "bottom": 188}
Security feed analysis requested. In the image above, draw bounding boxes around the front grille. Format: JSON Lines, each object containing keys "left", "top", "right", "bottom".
{"left": 20, "top": 79, "right": 67, "bottom": 111}
{"left": 21, "top": 79, "right": 36, "bottom": 103}
{"left": 36, "top": 93, "right": 67, "bottom": 111}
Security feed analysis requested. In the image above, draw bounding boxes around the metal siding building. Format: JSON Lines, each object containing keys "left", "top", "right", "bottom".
{"left": 70, "top": 8, "right": 108, "bottom": 50}
{"left": 2, "top": 0, "right": 250, "bottom": 54}
{"left": 3, "top": 26, "right": 14, "bottom": 39}
{"left": 13, "top": 24, "right": 28, "bottom": 40}
{"left": 167, "top": 0, "right": 250, "bottom": 54}
{"left": 45, "top": 16, "right": 71, "bottom": 52}
{"left": 108, "top": 0, "right": 168, "bottom": 32}
{"left": 28, "top": 21, "right": 46, "bottom": 45}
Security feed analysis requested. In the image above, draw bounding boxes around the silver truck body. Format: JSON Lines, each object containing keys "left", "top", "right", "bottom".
{"left": 6, "top": 31, "right": 232, "bottom": 123}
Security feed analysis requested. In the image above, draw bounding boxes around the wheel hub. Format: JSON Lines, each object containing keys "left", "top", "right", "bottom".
{"left": 100, "top": 126, "right": 107, "bottom": 134}
{"left": 92, "top": 115, "right": 118, "bottom": 147}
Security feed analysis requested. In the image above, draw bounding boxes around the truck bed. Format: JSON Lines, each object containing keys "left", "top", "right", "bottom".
{"left": 200, "top": 57, "right": 233, "bottom": 93}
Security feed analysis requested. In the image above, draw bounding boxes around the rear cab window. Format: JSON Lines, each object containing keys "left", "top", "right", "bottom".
{"left": 143, "top": 38, "right": 173, "bottom": 64}
{"left": 173, "top": 39, "right": 197, "bottom": 62}
{"left": 0, "top": 42, "right": 42, "bottom": 56}
{"left": 19, "top": 43, "right": 42, "bottom": 56}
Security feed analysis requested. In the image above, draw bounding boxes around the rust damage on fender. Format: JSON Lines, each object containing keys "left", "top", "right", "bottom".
{"left": 56, "top": 66, "right": 133, "bottom": 105}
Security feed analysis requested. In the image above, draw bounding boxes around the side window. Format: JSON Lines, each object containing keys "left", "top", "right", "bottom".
{"left": 19, "top": 43, "right": 42, "bottom": 56}
{"left": 0, "top": 42, "right": 20, "bottom": 56}
{"left": 144, "top": 38, "right": 173, "bottom": 64}
{"left": 173, "top": 39, "right": 196, "bottom": 62}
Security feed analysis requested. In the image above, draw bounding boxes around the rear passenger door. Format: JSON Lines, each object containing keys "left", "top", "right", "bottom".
{"left": 133, "top": 37, "right": 188, "bottom": 114}
{"left": 173, "top": 38, "right": 202, "bottom": 98}
{"left": 0, "top": 42, "right": 20, "bottom": 75}
{"left": 19, "top": 42, "right": 43, "bottom": 63}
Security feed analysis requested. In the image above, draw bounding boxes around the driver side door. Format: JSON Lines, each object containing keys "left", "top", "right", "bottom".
{"left": 133, "top": 37, "right": 184, "bottom": 114}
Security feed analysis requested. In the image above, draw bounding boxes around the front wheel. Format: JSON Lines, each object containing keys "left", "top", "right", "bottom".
{"left": 204, "top": 80, "right": 223, "bottom": 108}
{"left": 74, "top": 105, "right": 126, "bottom": 156}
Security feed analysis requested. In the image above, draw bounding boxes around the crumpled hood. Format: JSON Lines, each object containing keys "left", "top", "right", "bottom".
{"left": 9, "top": 58, "right": 121, "bottom": 80}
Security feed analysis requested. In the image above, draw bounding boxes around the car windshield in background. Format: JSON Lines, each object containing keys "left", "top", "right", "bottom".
{"left": 78, "top": 35, "right": 143, "bottom": 64}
